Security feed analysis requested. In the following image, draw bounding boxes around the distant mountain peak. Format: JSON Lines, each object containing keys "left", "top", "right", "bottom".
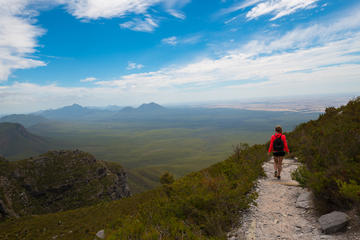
{"left": 69, "top": 103, "right": 83, "bottom": 108}
{"left": 137, "top": 102, "right": 165, "bottom": 111}
{"left": 121, "top": 106, "right": 136, "bottom": 112}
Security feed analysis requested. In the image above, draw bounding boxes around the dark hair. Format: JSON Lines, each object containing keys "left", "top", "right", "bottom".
{"left": 275, "top": 125, "right": 282, "bottom": 133}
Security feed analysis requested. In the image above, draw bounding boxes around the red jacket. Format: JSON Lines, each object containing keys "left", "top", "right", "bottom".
{"left": 268, "top": 133, "right": 289, "bottom": 153}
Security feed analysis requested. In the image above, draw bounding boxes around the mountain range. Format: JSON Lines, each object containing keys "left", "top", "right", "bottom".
{"left": 29, "top": 102, "right": 166, "bottom": 121}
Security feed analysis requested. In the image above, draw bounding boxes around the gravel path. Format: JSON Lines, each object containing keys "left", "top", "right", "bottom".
{"left": 228, "top": 158, "right": 359, "bottom": 240}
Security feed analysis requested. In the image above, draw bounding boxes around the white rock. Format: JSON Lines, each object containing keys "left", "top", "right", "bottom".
{"left": 95, "top": 229, "right": 105, "bottom": 239}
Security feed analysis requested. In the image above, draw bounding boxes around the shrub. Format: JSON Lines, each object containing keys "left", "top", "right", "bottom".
{"left": 160, "top": 172, "right": 175, "bottom": 185}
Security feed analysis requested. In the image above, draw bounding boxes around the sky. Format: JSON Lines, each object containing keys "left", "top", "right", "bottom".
{"left": 0, "top": 0, "right": 359, "bottom": 113}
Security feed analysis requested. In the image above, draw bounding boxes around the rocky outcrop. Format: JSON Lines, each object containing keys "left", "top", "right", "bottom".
{"left": 0, "top": 150, "right": 130, "bottom": 220}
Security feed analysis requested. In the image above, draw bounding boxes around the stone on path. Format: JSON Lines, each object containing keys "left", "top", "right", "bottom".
{"left": 296, "top": 191, "right": 313, "bottom": 209}
{"left": 95, "top": 229, "right": 105, "bottom": 239}
{"left": 319, "top": 211, "right": 350, "bottom": 234}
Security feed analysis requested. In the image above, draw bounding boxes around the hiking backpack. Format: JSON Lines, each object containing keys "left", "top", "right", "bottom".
{"left": 273, "top": 135, "right": 284, "bottom": 151}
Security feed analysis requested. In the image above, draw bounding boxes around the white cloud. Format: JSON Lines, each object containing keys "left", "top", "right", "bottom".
{"left": 120, "top": 15, "right": 158, "bottom": 32}
{"left": 220, "top": 0, "right": 319, "bottom": 21}
{"left": 161, "top": 35, "right": 201, "bottom": 46}
{"left": 127, "top": 62, "right": 144, "bottom": 70}
{"left": 182, "top": 35, "right": 201, "bottom": 44}
{"left": 162, "top": 36, "right": 178, "bottom": 45}
{"left": 62, "top": 0, "right": 190, "bottom": 20}
{"left": 62, "top": 0, "right": 189, "bottom": 31}
{"left": 80, "top": 77, "right": 97, "bottom": 82}
{"left": 219, "top": 0, "right": 263, "bottom": 15}
{"left": 63, "top": 0, "right": 162, "bottom": 19}
{"left": 246, "top": 0, "right": 319, "bottom": 21}
{"left": 167, "top": 9, "right": 186, "bottom": 19}
{"left": 0, "top": 0, "right": 46, "bottom": 81}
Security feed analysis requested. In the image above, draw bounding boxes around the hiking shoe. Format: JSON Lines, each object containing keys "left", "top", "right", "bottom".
{"left": 274, "top": 171, "right": 277, "bottom": 177}
{"left": 277, "top": 175, "right": 281, "bottom": 180}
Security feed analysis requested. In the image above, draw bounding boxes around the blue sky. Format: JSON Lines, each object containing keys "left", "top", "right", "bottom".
{"left": 0, "top": 0, "right": 359, "bottom": 113}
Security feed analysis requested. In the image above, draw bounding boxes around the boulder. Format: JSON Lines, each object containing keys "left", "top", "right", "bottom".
{"left": 296, "top": 191, "right": 313, "bottom": 209}
{"left": 319, "top": 211, "right": 350, "bottom": 234}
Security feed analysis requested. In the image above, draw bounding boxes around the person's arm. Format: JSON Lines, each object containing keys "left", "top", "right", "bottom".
{"left": 268, "top": 135, "right": 274, "bottom": 153}
{"left": 283, "top": 135, "right": 289, "bottom": 153}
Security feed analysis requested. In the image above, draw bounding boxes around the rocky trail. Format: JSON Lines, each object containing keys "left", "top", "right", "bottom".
{"left": 228, "top": 158, "right": 360, "bottom": 240}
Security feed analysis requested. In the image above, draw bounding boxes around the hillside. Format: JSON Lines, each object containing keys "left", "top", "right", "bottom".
{"left": 0, "top": 144, "right": 267, "bottom": 239}
{"left": 0, "top": 123, "right": 52, "bottom": 159}
{"left": 288, "top": 96, "right": 360, "bottom": 212}
{"left": 0, "top": 150, "right": 130, "bottom": 221}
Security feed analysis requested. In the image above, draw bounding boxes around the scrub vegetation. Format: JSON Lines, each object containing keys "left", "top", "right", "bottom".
{"left": 290, "top": 97, "right": 360, "bottom": 212}
{"left": 0, "top": 144, "right": 267, "bottom": 240}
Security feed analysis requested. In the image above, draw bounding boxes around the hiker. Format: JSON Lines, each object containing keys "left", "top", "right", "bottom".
{"left": 268, "top": 125, "right": 289, "bottom": 179}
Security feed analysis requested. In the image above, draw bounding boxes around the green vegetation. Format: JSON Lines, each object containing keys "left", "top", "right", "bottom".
{"left": 0, "top": 144, "right": 267, "bottom": 240}
{"left": 289, "top": 97, "right": 360, "bottom": 212}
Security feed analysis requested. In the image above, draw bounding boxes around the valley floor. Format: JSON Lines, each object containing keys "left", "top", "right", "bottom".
{"left": 228, "top": 159, "right": 360, "bottom": 240}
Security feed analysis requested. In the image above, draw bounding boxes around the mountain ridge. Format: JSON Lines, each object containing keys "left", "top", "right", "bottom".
{"left": 0, "top": 114, "right": 49, "bottom": 128}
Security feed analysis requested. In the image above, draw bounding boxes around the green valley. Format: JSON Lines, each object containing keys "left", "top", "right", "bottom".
{"left": 1, "top": 105, "right": 319, "bottom": 193}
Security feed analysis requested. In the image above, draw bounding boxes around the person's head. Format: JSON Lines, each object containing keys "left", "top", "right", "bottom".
{"left": 275, "top": 125, "right": 283, "bottom": 133}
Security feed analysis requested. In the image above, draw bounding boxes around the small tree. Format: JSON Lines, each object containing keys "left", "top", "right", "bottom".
{"left": 160, "top": 172, "right": 175, "bottom": 185}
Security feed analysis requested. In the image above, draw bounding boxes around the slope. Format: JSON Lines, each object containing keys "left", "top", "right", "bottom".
{"left": 0, "top": 122, "right": 52, "bottom": 159}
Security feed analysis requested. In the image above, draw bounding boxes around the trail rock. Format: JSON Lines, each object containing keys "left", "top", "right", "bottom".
{"left": 95, "top": 229, "right": 105, "bottom": 239}
{"left": 296, "top": 191, "right": 313, "bottom": 209}
{"left": 319, "top": 211, "right": 350, "bottom": 234}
